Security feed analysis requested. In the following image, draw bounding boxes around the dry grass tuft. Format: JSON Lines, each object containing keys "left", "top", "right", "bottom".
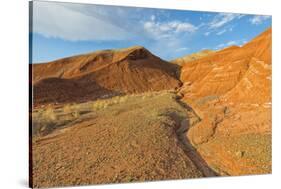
{"left": 32, "top": 90, "right": 179, "bottom": 137}
{"left": 44, "top": 106, "right": 57, "bottom": 120}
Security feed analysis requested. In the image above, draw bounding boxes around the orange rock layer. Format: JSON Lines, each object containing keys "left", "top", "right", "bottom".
{"left": 180, "top": 28, "right": 272, "bottom": 175}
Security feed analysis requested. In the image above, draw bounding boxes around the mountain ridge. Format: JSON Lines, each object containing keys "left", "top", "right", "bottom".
{"left": 32, "top": 46, "right": 181, "bottom": 105}
{"left": 180, "top": 27, "right": 271, "bottom": 104}
{"left": 172, "top": 49, "right": 215, "bottom": 66}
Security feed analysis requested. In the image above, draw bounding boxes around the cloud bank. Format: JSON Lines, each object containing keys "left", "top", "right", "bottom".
{"left": 250, "top": 15, "right": 271, "bottom": 25}
{"left": 33, "top": 2, "right": 133, "bottom": 41}
{"left": 32, "top": 1, "right": 271, "bottom": 61}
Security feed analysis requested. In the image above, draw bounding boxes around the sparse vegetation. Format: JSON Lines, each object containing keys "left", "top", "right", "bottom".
{"left": 32, "top": 91, "right": 203, "bottom": 187}
{"left": 32, "top": 90, "right": 178, "bottom": 137}
{"left": 31, "top": 28, "right": 272, "bottom": 187}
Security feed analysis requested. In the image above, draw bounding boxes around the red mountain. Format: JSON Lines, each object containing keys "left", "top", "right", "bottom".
{"left": 32, "top": 46, "right": 181, "bottom": 105}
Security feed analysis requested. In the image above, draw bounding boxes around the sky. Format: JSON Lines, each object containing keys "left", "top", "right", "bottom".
{"left": 31, "top": 1, "right": 272, "bottom": 63}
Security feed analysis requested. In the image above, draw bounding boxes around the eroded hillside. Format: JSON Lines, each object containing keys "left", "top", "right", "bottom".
{"left": 30, "top": 28, "right": 272, "bottom": 188}
{"left": 32, "top": 46, "right": 181, "bottom": 105}
{"left": 178, "top": 28, "right": 272, "bottom": 175}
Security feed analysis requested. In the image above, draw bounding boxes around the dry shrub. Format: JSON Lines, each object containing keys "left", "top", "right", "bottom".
{"left": 44, "top": 106, "right": 56, "bottom": 120}
{"left": 71, "top": 111, "right": 80, "bottom": 118}
{"left": 92, "top": 95, "right": 130, "bottom": 111}
{"left": 32, "top": 110, "right": 57, "bottom": 137}
{"left": 92, "top": 100, "right": 103, "bottom": 110}
{"left": 119, "top": 96, "right": 128, "bottom": 103}
{"left": 63, "top": 104, "right": 72, "bottom": 114}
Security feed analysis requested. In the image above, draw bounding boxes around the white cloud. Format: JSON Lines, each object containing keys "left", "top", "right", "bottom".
{"left": 215, "top": 41, "right": 236, "bottom": 49}
{"left": 216, "top": 29, "right": 227, "bottom": 35}
{"left": 208, "top": 13, "right": 243, "bottom": 29}
{"left": 215, "top": 39, "right": 246, "bottom": 50}
{"left": 216, "top": 43, "right": 226, "bottom": 49}
{"left": 226, "top": 41, "right": 238, "bottom": 46}
{"left": 175, "top": 47, "right": 189, "bottom": 52}
{"left": 204, "top": 32, "right": 210, "bottom": 36}
{"left": 33, "top": 1, "right": 199, "bottom": 43}
{"left": 142, "top": 19, "right": 197, "bottom": 59}
{"left": 143, "top": 20, "right": 197, "bottom": 39}
{"left": 150, "top": 15, "right": 156, "bottom": 21}
{"left": 33, "top": 1, "right": 132, "bottom": 41}
{"left": 32, "top": 1, "right": 198, "bottom": 60}
{"left": 250, "top": 15, "right": 271, "bottom": 25}
{"left": 201, "top": 13, "right": 242, "bottom": 37}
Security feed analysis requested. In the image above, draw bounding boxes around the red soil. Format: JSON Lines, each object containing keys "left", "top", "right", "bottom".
{"left": 180, "top": 28, "right": 271, "bottom": 104}
{"left": 32, "top": 46, "right": 181, "bottom": 106}
{"left": 179, "top": 28, "right": 272, "bottom": 175}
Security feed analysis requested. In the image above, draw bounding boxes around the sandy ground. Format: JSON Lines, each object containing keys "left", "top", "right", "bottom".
{"left": 31, "top": 92, "right": 212, "bottom": 188}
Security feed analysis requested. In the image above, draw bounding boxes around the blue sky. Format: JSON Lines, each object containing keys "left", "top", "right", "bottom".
{"left": 31, "top": 1, "right": 271, "bottom": 63}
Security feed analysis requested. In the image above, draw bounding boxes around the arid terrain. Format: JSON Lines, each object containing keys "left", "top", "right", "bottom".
{"left": 31, "top": 28, "right": 271, "bottom": 188}
{"left": 176, "top": 28, "right": 272, "bottom": 175}
{"left": 32, "top": 46, "right": 180, "bottom": 105}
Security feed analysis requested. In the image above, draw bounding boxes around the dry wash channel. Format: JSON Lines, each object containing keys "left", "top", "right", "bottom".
{"left": 31, "top": 91, "right": 217, "bottom": 188}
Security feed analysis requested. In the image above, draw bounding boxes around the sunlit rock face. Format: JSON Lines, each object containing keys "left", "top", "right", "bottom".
{"left": 179, "top": 28, "right": 272, "bottom": 176}
{"left": 180, "top": 28, "right": 271, "bottom": 103}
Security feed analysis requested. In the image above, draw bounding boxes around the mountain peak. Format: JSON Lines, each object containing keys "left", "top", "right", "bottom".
{"left": 32, "top": 45, "right": 181, "bottom": 105}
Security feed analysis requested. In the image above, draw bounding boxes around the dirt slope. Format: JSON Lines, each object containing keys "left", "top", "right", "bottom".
{"left": 32, "top": 46, "right": 181, "bottom": 106}
{"left": 32, "top": 92, "right": 206, "bottom": 188}
{"left": 179, "top": 28, "right": 272, "bottom": 175}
